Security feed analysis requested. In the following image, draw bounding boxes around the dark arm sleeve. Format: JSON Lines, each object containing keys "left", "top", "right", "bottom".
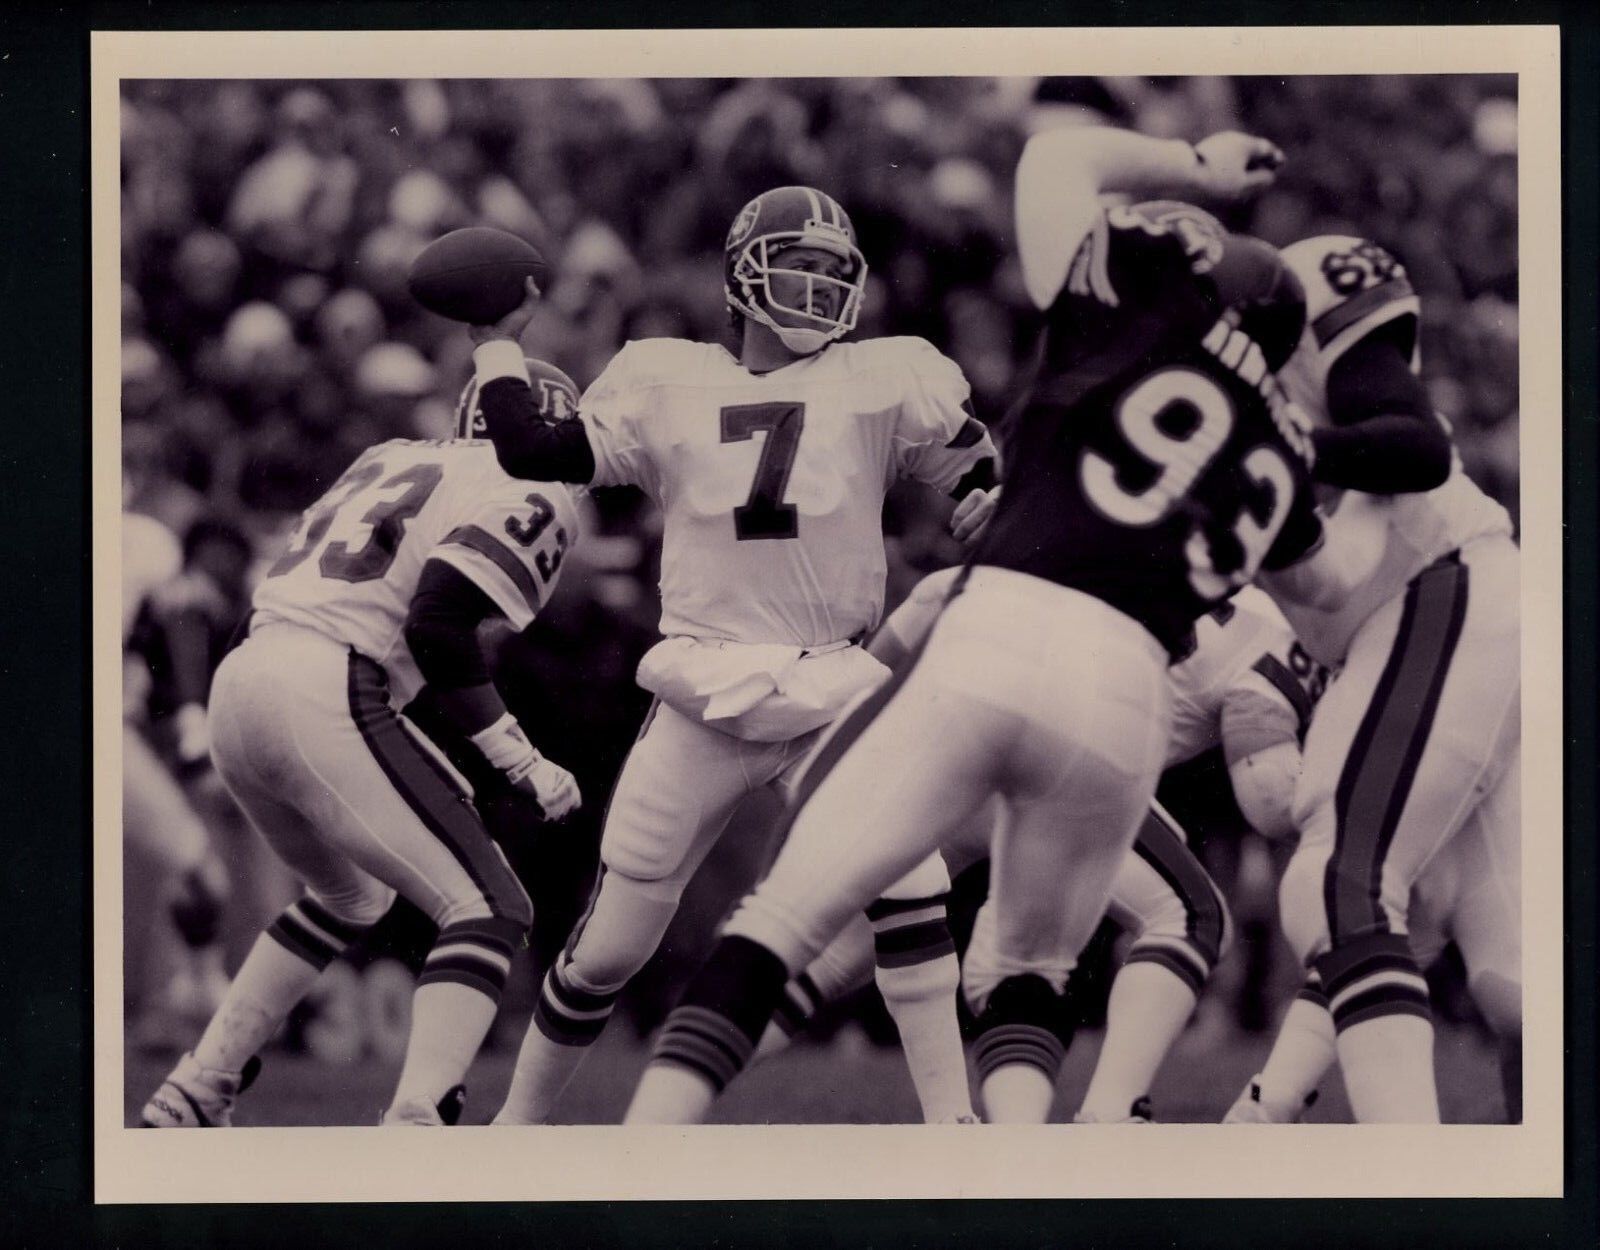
{"left": 1309, "top": 332, "right": 1451, "bottom": 493}
{"left": 477, "top": 377, "right": 598, "bottom": 484}
{"left": 1261, "top": 474, "right": 1326, "bottom": 572}
{"left": 1209, "top": 234, "right": 1308, "bottom": 371}
{"left": 402, "top": 560, "right": 511, "bottom": 735}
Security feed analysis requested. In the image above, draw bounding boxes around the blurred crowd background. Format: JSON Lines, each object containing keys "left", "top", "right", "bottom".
{"left": 121, "top": 74, "right": 1521, "bottom": 1055}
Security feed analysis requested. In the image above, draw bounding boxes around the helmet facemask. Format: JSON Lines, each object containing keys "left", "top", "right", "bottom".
{"left": 728, "top": 231, "right": 868, "bottom": 356}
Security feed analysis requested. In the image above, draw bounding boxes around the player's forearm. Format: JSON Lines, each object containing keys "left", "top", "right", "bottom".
{"left": 403, "top": 563, "right": 510, "bottom": 737}
{"left": 472, "top": 342, "right": 597, "bottom": 484}
{"left": 1023, "top": 126, "right": 1208, "bottom": 202}
{"left": 1311, "top": 418, "right": 1451, "bottom": 493}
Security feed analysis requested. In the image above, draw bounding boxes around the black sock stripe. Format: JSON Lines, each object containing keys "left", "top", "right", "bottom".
{"left": 296, "top": 897, "right": 366, "bottom": 944}
{"left": 532, "top": 998, "right": 609, "bottom": 1045}
{"left": 436, "top": 917, "right": 520, "bottom": 958}
{"left": 865, "top": 892, "right": 951, "bottom": 922}
{"left": 418, "top": 965, "right": 506, "bottom": 997}
{"left": 1331, "top": 984, "right": 1433, "bottom": 1032}
{"left": 873, "top": 918, "right": 957, "bottom": 962}
{"left": 1315, "top": 931, "right": 1418, "bottom": 998}
{"left": 1327, "top": 555, "right": 1469, "bottom": 941}
{"left": 973, "top": 1023, "right": 1066, "bottom": 1080}
{"left": 423, "top": 949, "right": 511, "bottom": 985}
{"left": 1296, "top": 977, "right": 1331, "bottom": 1009}
{"left": 347, "top": 653, "right": 530, "bottom": 920}
{"left": 266, "top": 915, "right": 339, "bottom": 970}
{"left": 650, "top": 1007, "right": 757, "bottom": 1093}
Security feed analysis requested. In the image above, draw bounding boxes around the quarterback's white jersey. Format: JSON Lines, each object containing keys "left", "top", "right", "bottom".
{"left": 578, "top": 336, "right": 993, "bottom": 649}
{"left": 123, "top": 510, "right": 182, "bottom": 641}
{"left": 252, "top": 438, "right": 580, "bottom": 705}
{"left": 1274, "top": 236, "right": 1514, "bottom": 665}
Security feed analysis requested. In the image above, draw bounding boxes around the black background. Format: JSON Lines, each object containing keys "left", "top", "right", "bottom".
{"left": 1, "top": 1, "right": 1594, "bottom": 1245}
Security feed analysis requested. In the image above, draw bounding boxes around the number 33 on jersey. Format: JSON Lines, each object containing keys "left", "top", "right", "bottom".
{"left": 253, "top": 439, "right": 581, "bottom": 704}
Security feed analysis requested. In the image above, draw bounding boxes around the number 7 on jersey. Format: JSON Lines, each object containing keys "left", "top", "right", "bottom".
{"left": 720, "top": 402, "right": 804, "bottom": 540}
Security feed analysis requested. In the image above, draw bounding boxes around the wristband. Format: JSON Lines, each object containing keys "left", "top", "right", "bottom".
{"left": 469, "top": 712, "right": 537, "bottom": 772}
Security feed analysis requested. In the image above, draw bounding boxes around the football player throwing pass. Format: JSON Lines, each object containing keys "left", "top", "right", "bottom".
{"left": 470, "top": 186, "right": 1001, "bottom": 1125}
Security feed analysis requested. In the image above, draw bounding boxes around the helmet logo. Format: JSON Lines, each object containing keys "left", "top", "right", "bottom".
{"left": 727, "top": 200, "right": 760, "bottom": 250}
{"left": 537, "top": 378, "right": 578, "bottom": 422}
{"left": 801, "top": 217, "right": 851, "bottom": 254}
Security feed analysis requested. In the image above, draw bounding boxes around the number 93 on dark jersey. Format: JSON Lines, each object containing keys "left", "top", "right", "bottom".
{"left": 974, "top": 208, "right": 1323, "bottom": 659}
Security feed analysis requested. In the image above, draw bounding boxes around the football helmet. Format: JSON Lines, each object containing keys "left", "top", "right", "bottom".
{"left": 455, "top": 356, "right": 580, "bottom": 440}
{"left": 725, "top": 185, "right": 868, "bottom": 355}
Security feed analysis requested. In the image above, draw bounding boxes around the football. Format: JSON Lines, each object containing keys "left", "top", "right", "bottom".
{"left": 406, "top": 227, "right": 550, "bottom": 324}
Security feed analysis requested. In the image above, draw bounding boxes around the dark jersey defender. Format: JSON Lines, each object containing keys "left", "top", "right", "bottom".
{"left": 974, "top": 203, "right": 1322, "bottom": 658}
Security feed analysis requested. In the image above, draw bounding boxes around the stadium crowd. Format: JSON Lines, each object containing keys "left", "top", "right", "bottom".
{"left": 120, "top": 74, "right": 1521, "bottom": 1042}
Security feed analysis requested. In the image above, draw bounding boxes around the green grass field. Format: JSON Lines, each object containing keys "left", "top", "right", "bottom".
{"left": 125, "top": 1014, "right": 1509, "bottom": 1127}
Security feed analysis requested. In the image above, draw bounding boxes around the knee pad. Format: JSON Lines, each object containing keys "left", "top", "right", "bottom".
{"left": 564, "top": 870, "right": 686, "bottom": 994}
{"left": 971, "top": 973, "right": 1074, "bottom": 1083}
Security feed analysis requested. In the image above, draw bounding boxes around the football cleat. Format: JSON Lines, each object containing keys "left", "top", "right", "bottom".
{"left": 1222, "top": 1076, "right": 1319, "bottom": 1124}
{"left": 381, "top": 1083, "right": 467, "bottom": 1127}
{"left": 1073, "top": 1096, "right": 1153, "bottom": 1124}
{"left": 140, "top": 1052, "right": 261, "bottom": 1128}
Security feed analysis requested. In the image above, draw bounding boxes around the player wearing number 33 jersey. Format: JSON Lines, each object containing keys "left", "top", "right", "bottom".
{"left": 474, "top": 185, "right": 1000, "bottom": 1125}
{"left": 142, "top": 359, "right": 585, "bottom": 1130}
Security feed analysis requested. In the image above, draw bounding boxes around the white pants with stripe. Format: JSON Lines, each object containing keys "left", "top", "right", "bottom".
{"left": 208, "top": 623, "right": 529, "bottom": 932}
{"left": 1279, "top": 536, "right": 1520, "bottom": 978}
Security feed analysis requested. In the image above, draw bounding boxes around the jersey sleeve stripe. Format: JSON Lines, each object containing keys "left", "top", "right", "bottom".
{"left": 429, "top": 548, "right": 533, "bottom": 630}
{"left": 1250, "top": 652, "right": 1315, "bottom": 735}
{"left": 944, "top": 415, "right": 987, "bottom": 449}
{"left": 1311, "top": 277, "right": 1417, "bottom": 349}
{"left": 439, "top": 524, "right": 542, "bottom": 611}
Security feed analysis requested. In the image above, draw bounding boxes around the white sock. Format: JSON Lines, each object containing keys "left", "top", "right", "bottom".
{"left": 980, "top": 1064, "right": 1055, "bottom": 1123}
{"left": 1076, "top": 961, "right": 1195, "bottom": 1122}
{"left": 624, "top": 1062, "right": 719, "bottom": 1124}
{"left": 389, "top": 981, "right": 499, "bottom": 1110}
{"left": 192, "top": 931, "right": 320, "bottom": 1074}
{"left": 876, "top": 953, "right": 974, "bottom": 1123}
{"left": 1337, "top": 1013, "right": 1440, "bottom": 1123}
{"left": 493, "top": 1024, "right": 595, "bottom": 1125}
{"left": 1255, "top": 996, "right": 1337, "bottom": 1117}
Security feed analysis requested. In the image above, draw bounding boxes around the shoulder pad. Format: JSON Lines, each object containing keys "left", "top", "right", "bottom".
{"left": 1279, "top": 235, "right": 1420, "bottom": 367}
{"left": 586, "top": 338, "right": 722, "bottom": 396}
